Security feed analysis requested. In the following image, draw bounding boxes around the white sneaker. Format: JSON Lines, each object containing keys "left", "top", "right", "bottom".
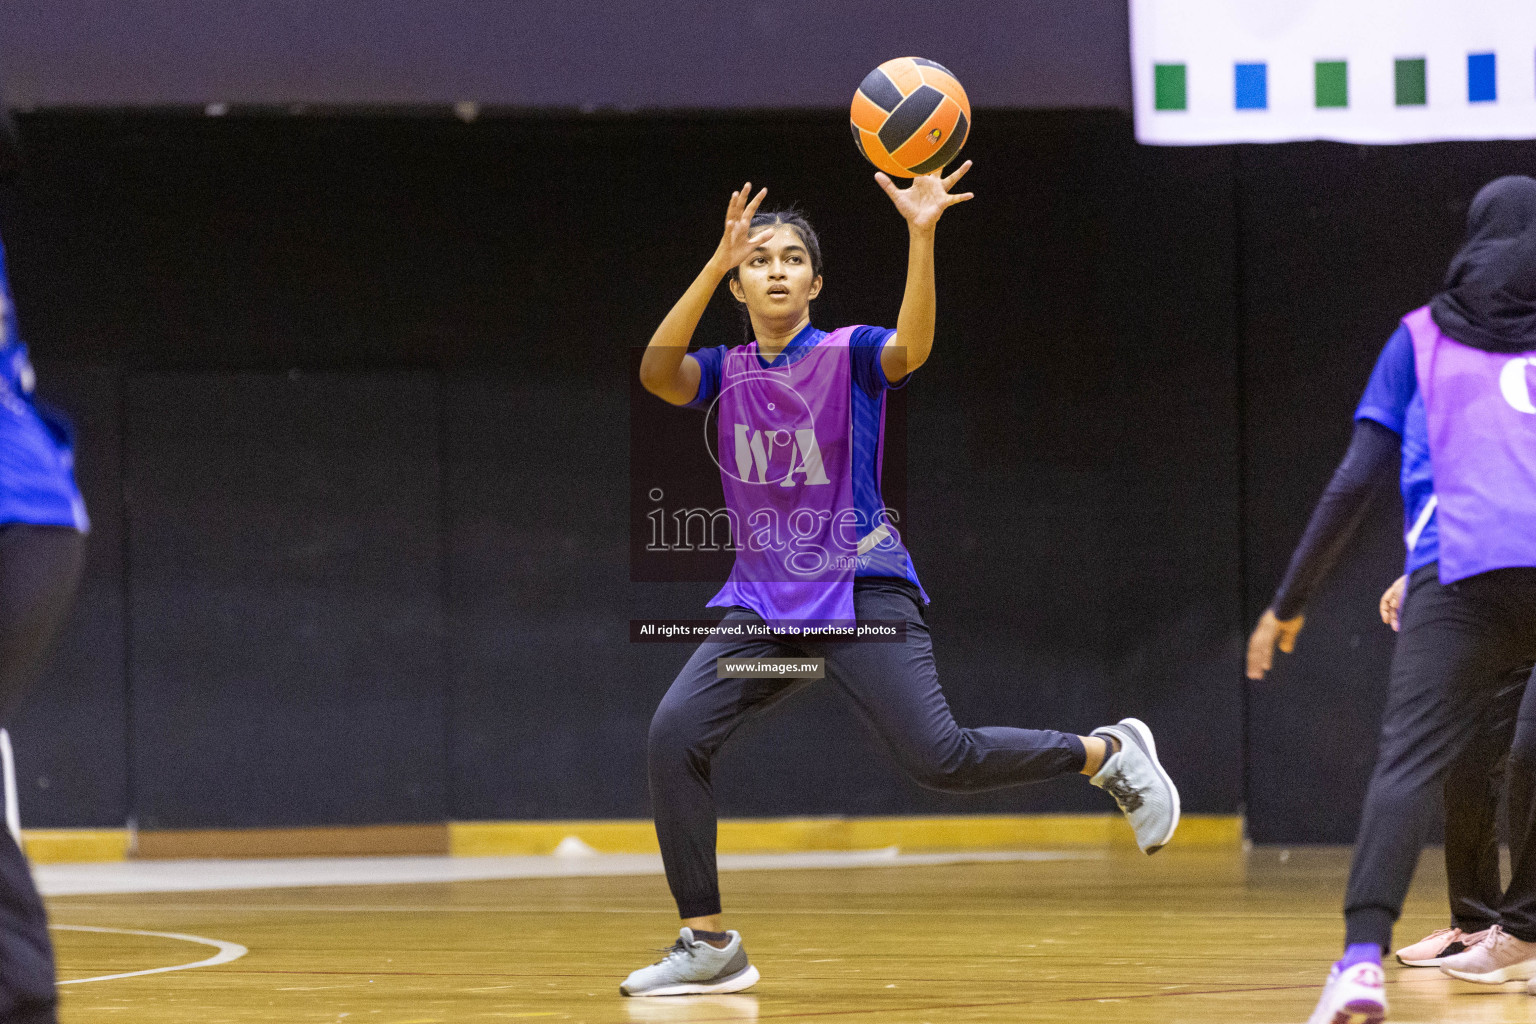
{"left": 620, "top": 928, "right": 760, "bottom": 997}
{"left": 1394, "top": 925, "right": 1489, "bottom": 967}
{"left": 1306, "top": 960, "right": 1387, "bottom": 1024}
{"left": 1438, "top": 924, "right": 1536, "bottom": 983}
{"left": 1089, "top": 717, "right": 1180, "bottom": 854}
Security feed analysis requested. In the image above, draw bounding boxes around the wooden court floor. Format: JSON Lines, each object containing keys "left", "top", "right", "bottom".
{"left": 47, "top": 846, "right": 1536, "bottom": 1023}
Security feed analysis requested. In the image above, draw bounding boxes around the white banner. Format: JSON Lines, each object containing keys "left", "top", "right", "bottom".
{"left": 1131, "top": 0, "right": 1536, "bottom": 144}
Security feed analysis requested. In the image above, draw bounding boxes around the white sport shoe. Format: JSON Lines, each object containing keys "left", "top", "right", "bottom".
{"left": 1089, "top": 717, "right": 1180, "bottom": 854}
{"left": 1306, "top": 960, "right": 1387, "bottom": 1024}
{"left": 1438, "top": 925, "right": 1536, "bottom": 983}
{"left": 1394, "top": 925, "right": 1489, "bottom": 967}
{"left": 620, "top": 928, "right": 761, "bottom": 997}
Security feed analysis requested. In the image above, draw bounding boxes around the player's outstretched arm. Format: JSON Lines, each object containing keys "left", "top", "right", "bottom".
{"left": 639, "top": 184, "right": 773, "bottom": 406}
{"left": 875, "top": 161, "right": 973, "bottom": 383}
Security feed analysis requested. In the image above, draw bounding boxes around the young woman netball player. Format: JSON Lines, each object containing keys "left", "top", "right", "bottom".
{"left": 0, "top": 121, "right": 89, "bottom": 1024}
{"left": 624, "top": 169, "right": 1181, "bottom": 997}
{"left": 1249, "top": 175, "right": 1536, "bottom": 1023}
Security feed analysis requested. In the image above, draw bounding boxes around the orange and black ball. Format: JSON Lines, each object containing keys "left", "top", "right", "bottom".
{"left": 850, "top": 57, "right": 971, "bottom": 178}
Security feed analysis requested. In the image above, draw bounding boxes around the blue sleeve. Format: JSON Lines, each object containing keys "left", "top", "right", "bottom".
{"left": 1354, "top": 326, "right": 1416, "bottom": 436}
{"left": 849, "top": 326, "right": 903, "bottom": 398}
{"left": 683, "top": 345, "right": 727, "bottom": 410}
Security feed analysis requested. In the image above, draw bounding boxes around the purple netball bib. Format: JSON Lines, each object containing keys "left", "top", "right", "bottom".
{"left": 1404, "top": 305, "right": 1536, "bottom": 583}
{"left": 707, "top": 327, "right": 860, "bottom": 626}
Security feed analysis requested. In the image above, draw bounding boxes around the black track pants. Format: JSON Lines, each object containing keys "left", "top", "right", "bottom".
{"left": 648, "top": 577, "right": 1087, "bottom": 920}
{"left": 1344, "top": 564, "right": 1536, "bottom": 949}
{"left": 0, "top": 525, "right": 85, "bottom": 1024}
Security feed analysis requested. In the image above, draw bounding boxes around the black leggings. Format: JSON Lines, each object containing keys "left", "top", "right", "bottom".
{"left": 1345, "top": 563, "right": 1536, "bottom": 949}
{"left": 0, "top": 525, "right": 85, "bottom": 1024}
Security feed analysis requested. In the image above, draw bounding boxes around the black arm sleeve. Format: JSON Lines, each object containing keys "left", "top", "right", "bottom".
{"left": 1269, "top": 419, "right": 1400, "bottom": 620}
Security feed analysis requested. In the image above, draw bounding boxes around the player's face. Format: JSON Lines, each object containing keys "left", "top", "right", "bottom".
{"left": 730, "top": 225, "right": 822, "bottom": 319}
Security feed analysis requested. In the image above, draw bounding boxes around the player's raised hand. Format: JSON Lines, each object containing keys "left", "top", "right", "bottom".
{"left": 1379, "top": 575, "right": 1407, "bottom": 632}
{"left": 875, "top": 160, "right": 974, "bottom": 231}
{"left": 1245, "top": 608, "right": 1306, "bottom": 681}
{"left": 710, "top": 183, "right": 774, "bottom": 272}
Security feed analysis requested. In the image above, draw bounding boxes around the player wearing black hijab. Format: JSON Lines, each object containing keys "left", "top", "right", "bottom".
{"left": 1250, "top": 176, "right": 1536, "bottom": 1022}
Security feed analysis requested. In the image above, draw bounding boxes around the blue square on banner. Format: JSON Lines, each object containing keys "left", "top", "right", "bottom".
{"left": 1468, "top": 52, "right": 1496, "bottom": 102}
{"left": 1235, "top": 63, "right": 1268, "bottom": 109}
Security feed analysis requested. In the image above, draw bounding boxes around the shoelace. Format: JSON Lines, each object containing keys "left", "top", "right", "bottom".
{"left": 1477, "top": 925, "right": 1511, "bottom": 952}
{"left": 1101, "top": 769, "right": 1144, "bottom": 813}
{"left": 648, "top": 938, "right": 695, "bottom": 966}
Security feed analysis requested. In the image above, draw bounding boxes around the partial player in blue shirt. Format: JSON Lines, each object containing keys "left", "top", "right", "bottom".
{"left": 0, "top": 120, "right": 90, "bottom": 1024}
{"left": 0, "top": 236, "right": 88, "bottom": 534}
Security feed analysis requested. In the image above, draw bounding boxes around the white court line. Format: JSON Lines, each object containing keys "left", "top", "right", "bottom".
{"left": 36, "top": 848, "right": 1100, "bottom": 897}
{"left": 51, "top": 924, "right": 247, "bottom": 984}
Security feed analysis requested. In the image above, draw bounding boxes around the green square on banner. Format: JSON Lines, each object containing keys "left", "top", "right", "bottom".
{"left": 1395, "top": 58, "right": 1427, "bottom": 105}
{"left": 1315, "top": 60, "right": 1348, "bottom": 108}
{"left": 1154, "top": 64, "right": 1187, "bottom": 111}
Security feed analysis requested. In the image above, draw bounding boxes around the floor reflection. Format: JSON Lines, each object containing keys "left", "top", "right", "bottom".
{"left": 623, "top": 994, "right": 761, "bottom": 1021}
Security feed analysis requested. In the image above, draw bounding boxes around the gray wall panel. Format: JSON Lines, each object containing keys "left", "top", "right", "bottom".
{"left": 125, "top": 372, "right": 447, "bottom": 829}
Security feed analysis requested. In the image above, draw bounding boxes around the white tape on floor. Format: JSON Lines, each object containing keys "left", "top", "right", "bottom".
{"left": 51, "top": 924, "right": 248, "bottom": 984}
{"left": 36, "top": 848, "right": 1099, "bottom": 896}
